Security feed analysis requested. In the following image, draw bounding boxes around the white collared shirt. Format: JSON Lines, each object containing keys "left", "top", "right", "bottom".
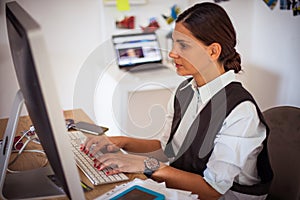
{"left": 160, "top": 70, "right": 266, "bottom": 194}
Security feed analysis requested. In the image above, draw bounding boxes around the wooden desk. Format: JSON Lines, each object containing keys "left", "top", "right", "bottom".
{"left": 0, "top": 109, "right": 145, "bottom": 200}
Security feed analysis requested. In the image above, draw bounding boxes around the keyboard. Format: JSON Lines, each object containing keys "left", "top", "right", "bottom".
{"left": 67, "top": 131, "right": 129, "bottom": 185}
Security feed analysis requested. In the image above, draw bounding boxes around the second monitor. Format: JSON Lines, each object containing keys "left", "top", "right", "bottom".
{"left": 112, "top": 32, "right": 167, "bottom": 72}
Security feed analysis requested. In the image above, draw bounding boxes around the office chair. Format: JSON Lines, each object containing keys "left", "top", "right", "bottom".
{"left": 263, "top": 106, "right": 300, "bottom": 200}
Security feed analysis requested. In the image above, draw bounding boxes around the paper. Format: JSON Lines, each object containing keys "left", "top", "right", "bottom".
{"left": 116, "top": 0, "right": 130, "bottom": 11}
{"left": 263, "top": 0, "right": 278, "bottom": 9}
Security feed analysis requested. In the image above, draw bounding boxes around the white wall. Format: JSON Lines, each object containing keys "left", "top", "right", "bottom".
{"left": 0, "top": 0, "right": 188, "bottom": 120}
{"left": 0, "top": 0, "right": 299, "bottom": 122}
{"left": 247, "top": 1, "right": 300, "bottom": 110}
{"left": 0, "top": 0, "right": 103, "bottom": 118}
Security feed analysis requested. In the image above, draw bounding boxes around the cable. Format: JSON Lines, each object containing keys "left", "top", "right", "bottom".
{"left": 7, "top": 150, "right": 48, "bottom": 173}
{"left": 7, "top": 125, "right": 48, "bottom": 173}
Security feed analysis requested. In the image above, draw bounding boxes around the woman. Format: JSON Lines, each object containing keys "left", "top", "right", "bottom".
{"left": 82, "top": 3, "right": 273, "bottom": 199}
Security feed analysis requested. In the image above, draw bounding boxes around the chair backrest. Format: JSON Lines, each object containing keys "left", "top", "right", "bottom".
{"left": 263, "top": 106, "right": 300, "bottom": 200}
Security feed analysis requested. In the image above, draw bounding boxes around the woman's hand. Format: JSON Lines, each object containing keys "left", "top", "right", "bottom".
{"left": 80, "top": 135, "right": 121, "bottom": 157}
{"left": 94, "top": 153, "right": 147, "bottom": 175}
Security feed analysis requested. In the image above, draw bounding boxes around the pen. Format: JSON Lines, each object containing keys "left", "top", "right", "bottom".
{"left": 81, "top": 180, "right": 93, "bottom": 192}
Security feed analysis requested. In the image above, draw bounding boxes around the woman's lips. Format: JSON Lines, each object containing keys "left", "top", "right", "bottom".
{"left": 175, "top": 63, "right": 183, "bottom": 68}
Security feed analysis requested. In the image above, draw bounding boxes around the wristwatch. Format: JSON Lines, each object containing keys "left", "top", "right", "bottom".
{"left": 143, "top": 157, "right": 160, "bottom": 178}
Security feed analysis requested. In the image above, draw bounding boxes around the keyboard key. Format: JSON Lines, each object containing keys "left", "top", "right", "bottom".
{"left": 67, "top": 131, "right": 129, "bottom": 185}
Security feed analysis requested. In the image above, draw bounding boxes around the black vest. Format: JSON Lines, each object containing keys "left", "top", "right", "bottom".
{"left": 164, "top": 79, "right": 273, "bottom": 195}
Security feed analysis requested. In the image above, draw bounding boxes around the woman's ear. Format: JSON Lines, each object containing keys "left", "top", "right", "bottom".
{"left": 208, "top": 43, "right": 221, "bottom": 60}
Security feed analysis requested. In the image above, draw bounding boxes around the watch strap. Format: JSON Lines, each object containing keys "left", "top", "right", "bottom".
{"left": 143, "top": 168, "right": 154, "bottom": 178}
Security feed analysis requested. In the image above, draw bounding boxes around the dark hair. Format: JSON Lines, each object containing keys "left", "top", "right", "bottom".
{"left": 176, "top": 3, "right": 241, "bottom": 73}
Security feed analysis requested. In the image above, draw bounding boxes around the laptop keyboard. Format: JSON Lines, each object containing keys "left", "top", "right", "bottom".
{"left": 67, "top": 131, "right": 129, "bottom": 185}
{"left": 128, "top": 63, "right": 167, "bottom": 73}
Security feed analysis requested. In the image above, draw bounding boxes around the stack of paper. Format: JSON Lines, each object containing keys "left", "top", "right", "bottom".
{"left": 95, "top": 178, "right": 199, "bottom": 200}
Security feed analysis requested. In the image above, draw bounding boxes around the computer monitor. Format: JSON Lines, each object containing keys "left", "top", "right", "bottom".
{"left": 0, "top": 2, "right": 85, "bottom": 199}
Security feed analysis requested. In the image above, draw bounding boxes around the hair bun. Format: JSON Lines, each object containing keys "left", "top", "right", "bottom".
{"left": 224, "top": 51, "right": 241, "bottom": 73}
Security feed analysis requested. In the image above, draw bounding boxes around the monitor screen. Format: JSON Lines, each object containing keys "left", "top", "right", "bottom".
{"left": 0, "top": 2, "right": 85, "bottom": 199}
{"left": 112, "top": 33, "right": 163, "bottom": 69}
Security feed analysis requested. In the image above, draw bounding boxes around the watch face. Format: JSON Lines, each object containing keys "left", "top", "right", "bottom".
{"left": 145, "top": 157, "right": 160, "bottom": 171}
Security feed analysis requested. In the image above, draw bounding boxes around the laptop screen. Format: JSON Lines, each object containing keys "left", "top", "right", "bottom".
{"left": 112, "top": 32, "right": 163, "bottom": 69}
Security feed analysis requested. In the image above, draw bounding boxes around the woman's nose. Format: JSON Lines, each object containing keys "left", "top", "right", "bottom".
{"left": 169, "top": 49, "right": 179, "bottom": 59}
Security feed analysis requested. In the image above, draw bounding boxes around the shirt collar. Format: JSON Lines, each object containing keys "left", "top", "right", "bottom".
{"left": 179, "top": 70, "right": 237, "bottom": 104}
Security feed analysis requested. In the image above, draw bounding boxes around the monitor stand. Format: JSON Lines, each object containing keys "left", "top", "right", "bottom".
{"left": 0, "top": 90, "right": 65, "bottom": 199}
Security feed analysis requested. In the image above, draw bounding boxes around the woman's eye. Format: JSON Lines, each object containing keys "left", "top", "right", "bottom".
{"left": 179, "top": 43, "right": 188, "bottom": 49}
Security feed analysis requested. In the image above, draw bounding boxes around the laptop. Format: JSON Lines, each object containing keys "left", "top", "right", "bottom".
{"left": 112, "top": 32, "right": 167, "bottom": 72}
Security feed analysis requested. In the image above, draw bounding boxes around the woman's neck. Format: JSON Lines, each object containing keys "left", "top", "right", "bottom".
{"left": 193, "top": 65, "right": 225, "bottom": 87}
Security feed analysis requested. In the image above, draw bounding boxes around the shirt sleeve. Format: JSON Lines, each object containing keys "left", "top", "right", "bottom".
{"left": 203, "top": 101, "right": 267, "bottom": 194}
